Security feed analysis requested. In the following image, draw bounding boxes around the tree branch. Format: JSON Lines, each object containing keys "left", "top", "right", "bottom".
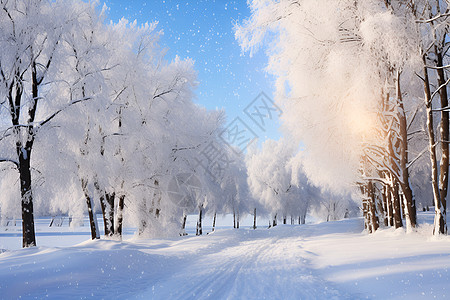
{"left": 416, "top": 13, "right": 450, "bottom": 23}
{"left": 426, "top": 64, "right": 450, "bottom": 70}
{"left": 39, "top": 97, "right": 92, "bottom": 127}
{"left": 407, "top": 129, "right": 424, "bottom": 137}
{"left": 415, "top": 72, "right": 425, "bottom": 82}
{"left": 0, "top": 158, "right": 19, "bottom": 168}
{"left": 407, "top": 103, "right": 421, "bottom": 131}
{"left": 429, "top": 76, "right": 450, "bottom": 105}
{"left": 171, "top": 143, "right": 203, "bottom": 154}
{"left": 406, "top": 147, "right": 429, "bottom": 169}
{"left": 153, "top": 88, "right": 174, "bottom": 100}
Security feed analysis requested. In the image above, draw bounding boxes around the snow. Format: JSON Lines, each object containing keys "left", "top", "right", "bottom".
{"left": 1, "top": 212, "right": 450, "bottom": 299}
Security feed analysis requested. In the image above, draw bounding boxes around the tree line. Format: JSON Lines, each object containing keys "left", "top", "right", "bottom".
{"left": 0, "top": 0, "right": 324, "bottom": 248}
{"left": 0, "top": 0, "right": 241, "bottom": 247}
{"left": 237, "top": 0, "right": 450, "bottom": 235}
{"left": 4, "top": 0, "right": 410, "bottom": 249}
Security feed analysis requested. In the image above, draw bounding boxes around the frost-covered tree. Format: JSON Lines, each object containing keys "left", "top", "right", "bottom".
{"left": 0, "top": 0, "right": 235, "bottom": 246}
{"left": 236, "top": 0, "right": 435, "bottom": 234}
{"left": 246, "top": 139, "right": 313, "bottom": 225}
{"left": 407, "top": 0, "right": 450, "bottom": 235}
{"left": 220, "top": 148, "right": 253, "bottom": 229}
{"left": 0, "top": 0, "right": 113, "bottom": 247}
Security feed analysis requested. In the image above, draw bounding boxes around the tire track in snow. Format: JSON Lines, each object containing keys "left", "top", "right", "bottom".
{"left": 137, "top": 227, "right": 356, "bottom": 299}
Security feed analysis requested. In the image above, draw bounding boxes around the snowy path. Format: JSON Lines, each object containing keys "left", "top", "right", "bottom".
{"left": 2, "top": 213, "right": 450, "bottom": 299}
{"left": 0, "top": 222, "right": 354, "bottom": 299}
{"left": 141, "top": 228, "right": 348, "bottom": 299}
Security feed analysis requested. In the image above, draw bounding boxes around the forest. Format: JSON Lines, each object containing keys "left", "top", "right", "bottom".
{"left": 240, "top": 0, "right": 450, "bottom": 236}
{"left": 0, "top": 0, "right": 448, "bottom": 250}
{"left": 3, "top": 0, "right": 450, "bottom": 298}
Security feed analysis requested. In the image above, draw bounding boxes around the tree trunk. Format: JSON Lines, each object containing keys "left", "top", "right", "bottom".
{"left": 13, "top": 81, "right": 37, "bottom": 248}
{"left": 377, "top": 202, "right": 384, "bottom": 226}
{"left": 105, "top": 193, "right": 115, "bottom": 236}
{"left": 367, "top": 181, "right": 379, "bottom": 233}
{"left": 253, "top": 208, "right": 257, "bottom": 230}
{"left": 375, "top": 184, "right": 385, "bottom": 227}
{"left": 196, "top": 205, "right": 203, "bottom": 236}
{"left": 391, "top": 179, "right": 403, "bottom": 229}
{"left": 400, "top": 194, "right": 406, "bottom": 220}
{"left": 283, "top": 216, "right": 287, "bottom": 225}
{"left": 99, "top": 194, "right": 108, "bottom": 235}
{"left": 301, "top": 210, "right": 307, "bottom": 224}
{"left": 19, "top": 150, "right": 36, "bottom": 248}
{"left": 115, "top": 195, "right": 125, "bottom": 238}
{"left": 396, "top": 71, "right": 417, "bottom": 229}
{"left": 382, "top": 185, "right": 389, "bottom": 226}
{"left": 422, "top": 56, "right": 446, "bottom": 235}
{"left": 273, "top": 214, "right": 277, "bottom": 227}
{"left": 138, "top": 199, "right": 147, "bottom": 235}
{"left": 81, "top": 178, "right": 99, "bottom": 240}
{"left": 95, "top": 182, "right": 109, "bottom": 236}
{"left": 98, "top": 187, "right": 115, "bottom": 237}
{"left": 180, "top": 213, "right": 187, "bottom": 236}
{"left": 437, "top": 51, "right": 449, "bottom": 235}
{"left": 384, "top": 89, "right": 403, "bottom": 230}
{"left": 236, "top": 210, "right": 240, "bottom": 229}
{"left": 386, "top": 183, "right": 394, "bottom": 226}
{"left": 153, "top": 180, "right": 161, "bottom": 218}
{"left": 212, "top": 212, "right": 216, "bottom": 232}
{"left": 362, "top": 186, "right": 369, "bottom": 231}
{"left": 18, "top": 59, "right": 44, "bottom": 248}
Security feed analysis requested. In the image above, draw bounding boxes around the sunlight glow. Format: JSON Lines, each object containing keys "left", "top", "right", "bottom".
{"left": 345, "top": 102, "right": 377, "bottom": 139}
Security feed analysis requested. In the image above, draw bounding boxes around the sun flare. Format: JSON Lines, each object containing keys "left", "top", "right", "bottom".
{"left": 345, "top": 102, "right": 377, "bottom": 139}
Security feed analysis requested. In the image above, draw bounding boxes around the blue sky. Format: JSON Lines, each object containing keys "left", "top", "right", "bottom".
{"left": 102, "top": 0, "right": 281, "bottom": 144}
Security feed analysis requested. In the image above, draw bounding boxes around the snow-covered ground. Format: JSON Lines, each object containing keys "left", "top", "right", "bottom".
{"left": 1, "top": 212, "right": 449, "bottom": 299}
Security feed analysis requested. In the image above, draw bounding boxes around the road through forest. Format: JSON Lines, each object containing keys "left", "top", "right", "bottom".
{"left": 3, "top": 215, "right": 449, "bottom": 299}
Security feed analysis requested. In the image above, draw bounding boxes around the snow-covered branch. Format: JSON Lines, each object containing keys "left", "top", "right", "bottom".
{"left": 39, "top": 97, "right": 92, "bottom": 128}
{"left": 429, "top": 76, "right": 450, "bottom": 105}
{"left": 416, "top": 13, "right": 450, "bottom": 24}
{"left": 0, "top": 158, "right": 18, "bottom": 168}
